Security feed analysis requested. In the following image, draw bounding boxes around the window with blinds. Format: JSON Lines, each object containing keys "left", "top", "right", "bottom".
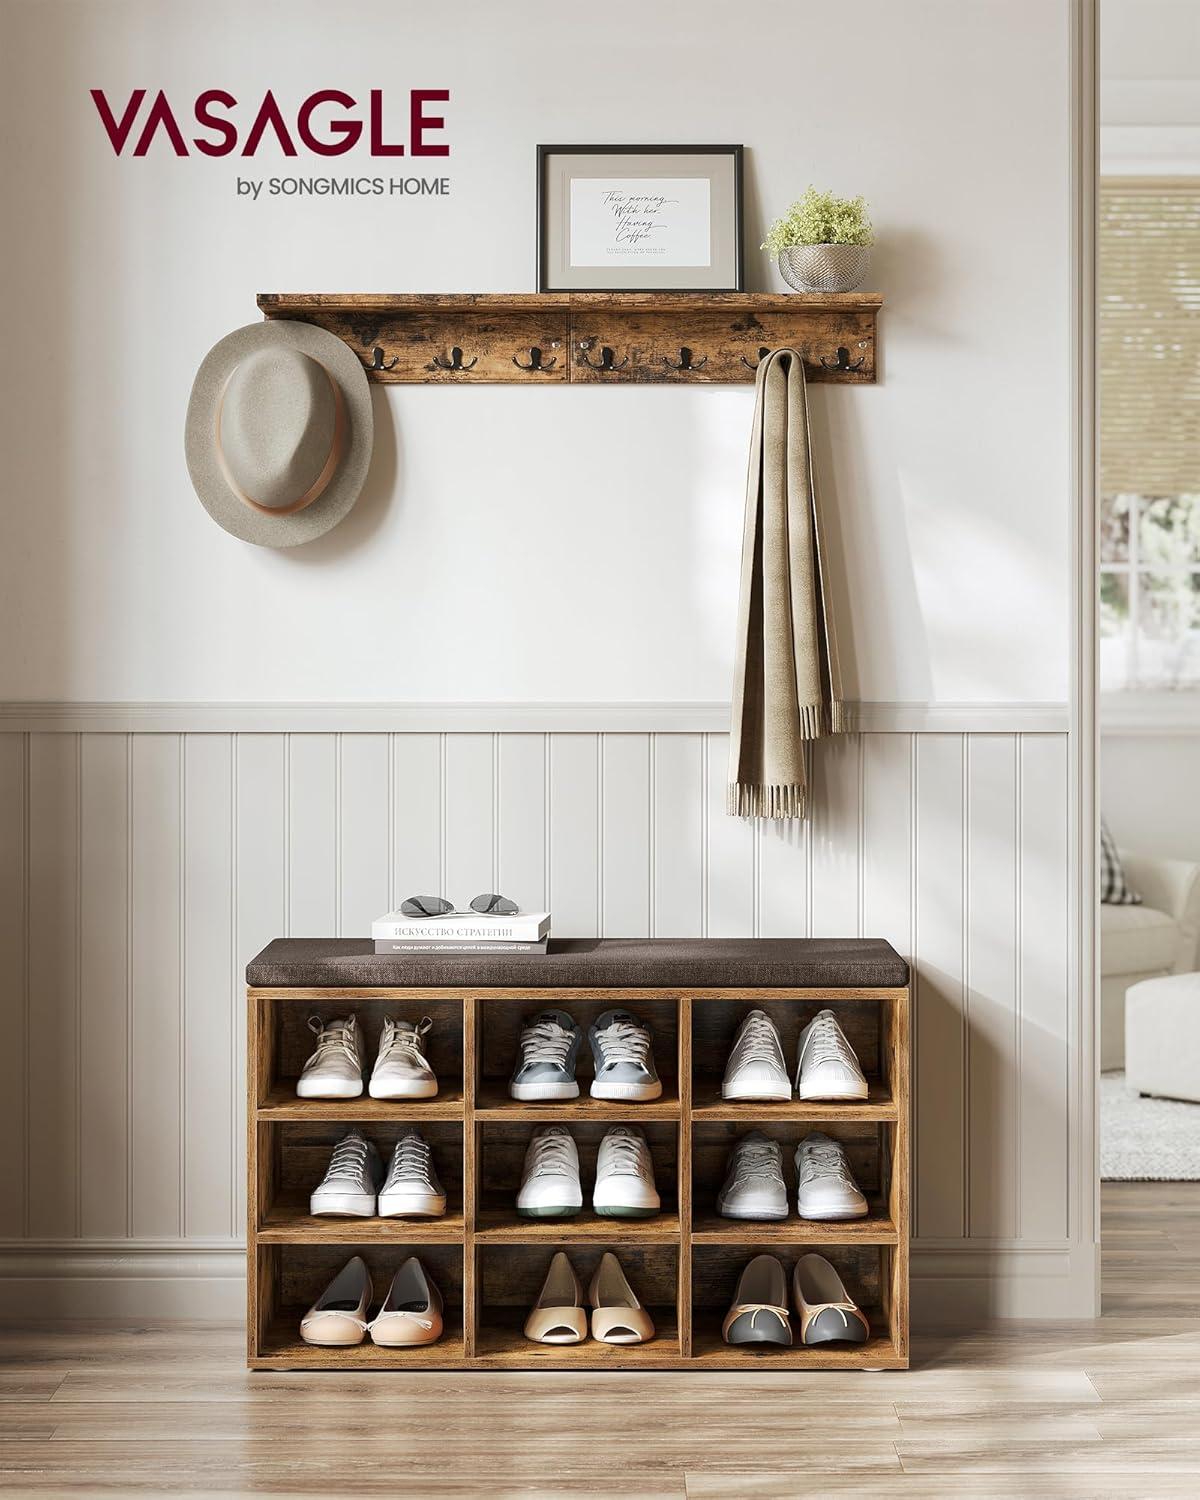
{"left": 1099, "top": 180, "right": 1200, "bottom": 693}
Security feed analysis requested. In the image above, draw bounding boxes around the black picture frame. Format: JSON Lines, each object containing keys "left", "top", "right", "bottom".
{"left": 536, "top": 144, "right": 745, "bottom": 293}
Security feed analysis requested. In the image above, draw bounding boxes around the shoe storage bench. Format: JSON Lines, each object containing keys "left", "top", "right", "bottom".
{"left": 246, "top": 938, "right": 910, "bottom": 1371}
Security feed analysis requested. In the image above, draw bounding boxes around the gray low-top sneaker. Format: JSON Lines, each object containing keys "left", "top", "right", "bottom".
{"left": 510, "top": 1009, "right": 582, "bottom": 1100}
{"left": 794, "top": 1009, "right": 869, "bottom": 1101}
{"left": 717, "top": 1130, "right": 789, "bottom": 1221}
{"left": 588, "top": 1009, "right": 662, "bottom": 1101}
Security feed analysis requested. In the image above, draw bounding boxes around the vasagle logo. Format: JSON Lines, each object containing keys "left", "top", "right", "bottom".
{"left": 90, "top": 88, "right": 450, "bottom": 157}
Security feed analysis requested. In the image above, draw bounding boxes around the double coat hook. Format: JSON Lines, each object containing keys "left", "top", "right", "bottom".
{"left": 369, "top": 346, "right": 398, "bottom": 371}
{"left": 820, "top": 346, "right": 866, "bottom": 372}
{"left": 577, "top": 340, "right": 628, "bottom": 372}
{"left": 513, "top": 346, "right": 557, "bottom": 372}
{"left": 663, "top": 346, "right": 707, "bottom": 372}
{"left": 432, "top": 346, "right": 477, "bottom": 372}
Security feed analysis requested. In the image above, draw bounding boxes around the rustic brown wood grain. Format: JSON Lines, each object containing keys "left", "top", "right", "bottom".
{"left": 256, "top": 292, "right": 882, "bottom": 385}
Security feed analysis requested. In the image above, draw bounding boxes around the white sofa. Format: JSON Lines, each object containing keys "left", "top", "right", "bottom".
{"left": 1101, "top": 850, "right": 1200, "bottom": 1070}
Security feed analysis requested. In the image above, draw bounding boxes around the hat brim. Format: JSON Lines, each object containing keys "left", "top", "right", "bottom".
{"left": 185, "top": 320, "right": 373, "bottom": 548}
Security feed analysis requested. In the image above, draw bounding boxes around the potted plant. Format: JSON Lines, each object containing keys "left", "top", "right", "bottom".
{"left": 762, "top": 187, "right": 874, "bottom": 293}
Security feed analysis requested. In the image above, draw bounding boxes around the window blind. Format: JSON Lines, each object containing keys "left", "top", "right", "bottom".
{"left": 1099, "top": 180, "right": 1200, "bottom": 498}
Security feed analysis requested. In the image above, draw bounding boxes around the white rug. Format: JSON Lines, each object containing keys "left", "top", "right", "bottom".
{"left": 1101, "top": 1071, "right": 1200, "bottom": 1180}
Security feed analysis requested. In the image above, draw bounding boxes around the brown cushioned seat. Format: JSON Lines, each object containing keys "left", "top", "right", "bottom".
{"left": 246, "top": 937, "right": 908, "bottom": 990}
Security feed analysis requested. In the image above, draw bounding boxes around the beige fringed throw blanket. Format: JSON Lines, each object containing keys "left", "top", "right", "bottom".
{"left": 728, "top": 348, "right": 844, "bottom": 819}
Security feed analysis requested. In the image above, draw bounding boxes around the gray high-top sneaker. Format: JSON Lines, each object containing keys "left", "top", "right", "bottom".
{"left": 588, "top": 1010, "right": 662, "bottom": 1101}
{"left": 510, "top": 1010, "right": 582, "bottom": 1100}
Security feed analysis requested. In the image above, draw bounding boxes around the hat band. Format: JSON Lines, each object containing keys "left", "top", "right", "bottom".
{"left": 214, "top": 364, "right": 347, "bottom": 517}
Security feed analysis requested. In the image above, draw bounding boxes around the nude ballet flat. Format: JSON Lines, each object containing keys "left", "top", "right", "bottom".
{"left": 368, "top": 1256, "right": 443, "bottom": 1348}
{"left": 588, "top": 1251, "right": 655, "bottom": 1345}
{"left": 299, "top": 1255, "right": 372, "bottom": 1347}
{"left": 524, "top": 1251, "right": 587, "bottom": 1345}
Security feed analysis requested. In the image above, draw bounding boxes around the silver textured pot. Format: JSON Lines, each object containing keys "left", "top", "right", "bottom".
{"left": 778, "top": 244, "right": 871, "bottom": 293}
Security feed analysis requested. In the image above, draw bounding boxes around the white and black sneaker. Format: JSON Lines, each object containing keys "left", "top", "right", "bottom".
{"left": 378, "top": 1130, "right": 447, "bottom": 1219}
{"left": 309, "top": 1130, "right": 382, "bottom": 1217}
{"left": 510, "top": 1010, "right": 582, "bottom": 1100}
{"left": 296, "top": 1015, "right": 365, "bottom": 1099}
{"left": 593, "top": 1125, "right": 661, "bottom": 1219}
{"left": 516, "top": 1126, "right": 583, "bottom": 1219}
{"left": 716, "top": 1131, "right": 788, "bottom": 1221}
{"left": 794, "top": 1009, "right": 869, "bottom": 1101}
{"left": 588, "top": 1010, "right": 662, "bottom": 1101}
{"left": 795, "top": 1132, "right": 868, "bottom": 1220}
{"left": 721, "top": 1009, "right": 791, "bottom": 1102}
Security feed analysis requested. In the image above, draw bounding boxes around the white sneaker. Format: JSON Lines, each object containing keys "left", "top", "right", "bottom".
{"left": 516, "top": 1126, "right": 582, "bottom": 1219}
{"left": 593, "top": 1125, "right": 661, "bottom": 1219}
{"left": 794, "top": 1009, "right": 868, "bottom": 1101}
{"left": 717, "top": 1130, "right": 789, "bottom": 1221}
{"left": 721, "top": 1010, "right": 791, "bottom": 1102}
{"left": 377, "top": 1130, "right": 446, "bottom": 1218}
{"left": 369, "top": 1017, "right": 438, "bottom": 1100}
{"left": 296, "top": 1015, "right": 365, "bottom": 1099}
{"left": 309, "top": 1130, "right": 382, "bottom": 1217}
{"left": 795, "top": 1132, "right": 868, "bottom": 1220}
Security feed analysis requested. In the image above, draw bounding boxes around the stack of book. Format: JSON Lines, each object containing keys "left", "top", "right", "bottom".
{"left": 372, "top": 908, "right": 552, "bottom": 956}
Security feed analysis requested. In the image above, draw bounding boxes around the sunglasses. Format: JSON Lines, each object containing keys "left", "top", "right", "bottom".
{"left": 400, "top": 893, "right": 520, "bottom": 919}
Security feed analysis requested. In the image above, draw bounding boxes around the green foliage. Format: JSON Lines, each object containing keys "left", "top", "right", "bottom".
{"left": 761, "top": 187, "right": 874, "bottom": 257}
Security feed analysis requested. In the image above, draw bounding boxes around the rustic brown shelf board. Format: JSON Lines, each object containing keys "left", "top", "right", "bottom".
{"left": 257, "top": 1084, "right": 465, "bottom": 1122}
{"left": 690, "top": 1081, "right": 897, "bottom": 1123}
{"left": 688, "top": 1315, "right": 901, "bottom": 1369}
{"left": 473, "top": 1081, "right": 681, "bottom": 1121}
{"left": 259, "top": 1194, "right": 466, "bottom": 1244}
{"left": 254, "top": 1313, "right": 466, "bottom": 1369}
{"left": 690, "top": 1208, "right": 898, "bottom": 1245}
{"left": 259, "top": 291, "right": 882, "bottom": 315}
{"left": 473, "top": 1306, "right": 682, "bottom": 1367}
{"left": 475, "top": 1207, "right": 682, "bottom": 1245}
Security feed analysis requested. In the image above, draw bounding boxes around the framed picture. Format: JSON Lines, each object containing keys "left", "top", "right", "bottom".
{"left": 537, "top": 144, "right": 744, "bottom": 292}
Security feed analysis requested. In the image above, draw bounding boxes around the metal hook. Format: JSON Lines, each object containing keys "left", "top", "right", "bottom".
{"left": 820, "top": 346, "right": 865, "bottom": 372}
{"left": 432, "top": 346, "right": 478, "bottom": 372}
{"left": 577, "top": 340, "right": 628, "bottom": 372}
{"left": 369, "top": 346, "right": 398, "bottom": 372}
{"left": 513, "top": 346, "right": 557, "bottom": 372}
{"left": 663, "top": 346, "right": 708, "bottom": 372}
{"left": 739, "top": 346, "right": 772, "bottom": 370}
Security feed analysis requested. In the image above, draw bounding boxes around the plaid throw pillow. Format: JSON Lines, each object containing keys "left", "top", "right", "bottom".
{"left": 1100, "top": 820, "right": 1141, "bottom": 905}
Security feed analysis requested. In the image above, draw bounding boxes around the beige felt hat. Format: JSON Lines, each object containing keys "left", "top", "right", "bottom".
{"left": 185, "top": 320, "right": 373, "bottom": 547}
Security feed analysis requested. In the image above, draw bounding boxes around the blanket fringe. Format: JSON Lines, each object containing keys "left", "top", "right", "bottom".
{"left": 728, "top": 782, "right": 808, "bottom": 820}
{"left": 797, "top": 700, "right": 848, "bottom": 739}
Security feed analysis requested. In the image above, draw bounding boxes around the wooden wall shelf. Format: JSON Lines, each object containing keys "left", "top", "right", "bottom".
{"left": 257, "top": 291, "right": 882, "bottom": 385}
{"left": 245, "top": 939, "right": 910, "bottom": 1372}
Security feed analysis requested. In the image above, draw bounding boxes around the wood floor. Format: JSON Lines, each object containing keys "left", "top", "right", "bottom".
{"left": 1, "top": 1183, "right": 1197, "bottom": 1497}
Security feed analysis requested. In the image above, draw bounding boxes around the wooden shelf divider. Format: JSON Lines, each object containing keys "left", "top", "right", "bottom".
{"left": 257, "top": 291, "right": 882, "bottom": 385}
{"left": 247, "top": 952, "right": 909, "bottom": 1371}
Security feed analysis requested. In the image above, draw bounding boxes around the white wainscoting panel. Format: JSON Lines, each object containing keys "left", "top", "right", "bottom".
{"left": 0, "top": 726, "right": 1079, "bottom": 1318}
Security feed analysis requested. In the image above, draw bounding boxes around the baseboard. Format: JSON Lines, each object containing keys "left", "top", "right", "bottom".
{"left": 0, "top": 1243, "right": 245, "bottom": 1320}
{"left": 911, "top": 1240, "right": 1100, "bottom": 1321}
{"left": 0, "top": 1239, "right": 1098, "bottom": 1323}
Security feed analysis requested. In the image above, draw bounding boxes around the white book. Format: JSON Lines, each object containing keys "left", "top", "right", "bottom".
{"left": 371, "top": 909, "right": 551, "bottom": 942}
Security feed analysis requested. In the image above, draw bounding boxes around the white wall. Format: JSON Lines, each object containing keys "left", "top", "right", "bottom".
{"left": 0, "top": 0, "right": 1071, "bottom": 705}
{"left": 0, "top": 0, "right": 1090, "bottom": 1320}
